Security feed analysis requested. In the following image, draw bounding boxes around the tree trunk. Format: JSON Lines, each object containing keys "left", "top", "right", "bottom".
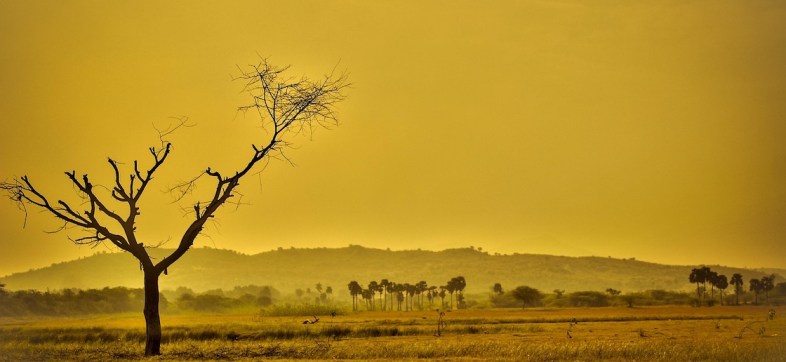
{"left": 143, "top": 271, "right": 162, "bottom": 356}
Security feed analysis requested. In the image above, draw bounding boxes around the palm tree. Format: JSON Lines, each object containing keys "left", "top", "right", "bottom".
{"left": 347, "top": 281, "right": 362, "bottom": 311}
{"left": 438, "top": 287, "right": 447, "bottom": 309}
{"left": 454, "top": 276, "right": 467, "bottom": 308}
{"left": 749, "top": 278, "right": 762, "bottom": 305}
{"left": 689, "top": 266, "right": 711, "bottom": 304}
{"left": 380, "top": 279, "right": 389, "bottom": 311}
{"left": 761, "top": 274, "right": 775, "bottom": 304}
{"left": 707, "top": 270, "right": 718, "bottom": 301}
{"left": 416, "top": 281, "right": 428, "bottom": 310}
{"left": 730, "top": 273, "right": 744, "bottom": 305}
{"left": 716, "top": 274, "right": 728, "bottom": 306}
{"left": 385, "top": 282, "right": 396, "bottom": 311}
{"left": 367, "top": 281, "right": 379, "bottom": 310}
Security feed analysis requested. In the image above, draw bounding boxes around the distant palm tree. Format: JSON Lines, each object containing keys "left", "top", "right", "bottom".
{"left": 347, "top": 281, "right": 362, "bottom": 311}
{"left": 716, "top": 274, "right": 728, "bottom": 306}
{"left": 438, "top": 286, "right": 447, "bottom": 309}
{"left": 385, "top": 281, "right": 396, "bottom": 311}
{"left": 367, "top": 281, "right": 379, "bottom": 310}
{"left": 416, "top": 281, "right": 428, "bottom": 310}
{"left": 707, "top": 270, "right": 719, "bottom": 301}
{"left": 730, "top": 273, "right": 744, "bottom": 305}
{"left": 761, "top": 274, "right": 775, "bottom": 304}
{"left": 749, "top": 278, "right": 762, "bottom": 305}
{"left": 689, "top": 266, "right": 711, "bottom": 304}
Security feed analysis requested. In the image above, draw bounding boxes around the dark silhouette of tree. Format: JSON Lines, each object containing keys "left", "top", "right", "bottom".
{"left": 761, "top": 274, "right": 775, "bottom": 304}
{"left": 689, "top": 266, "right": 711, "bottom": 304}
{"left": 347, "top": 281, "right": 362, "bottom": 311}
{"left": 395, "top": 285, "right": 405, "bottom": 311}
{"left": 605, "top": 288, "right": 621, "bottom": 296}
{"left": 380, "top": 279, "right": 390, "bottom": 310}
{"left": 716, "top": 274, "right": 728, "bottom": 306}
{"left": 438, "top": 287, "right": 447, "bottom": 309}
{"left": 325, "top": 286, "right": 333, "bottom": 300}
{"left": 493, "top": 283, "right": 504, "bottom": 295}
{"left": 749, "top": 278, "right": 762, "bottom": 305}
{"left": 315, "top": 283, "right": 323, "bottom": 295}
{"left": 416, "top": 281, "right": 428, "bottom": 310}
{"left": 730, "top": 273, "right": 744, "bottom": 305}
{"left": 707, "top": 270, "right": 719, "bottom": 301}
{"left": 553, "top": 289, "right": 565, "bottom": 299}
{"left": 367, "top": 281, "right": 379, "bottom": 310}
{"left": 385, "top": 281, "right": 396, "bottom": 311}
{"left": 511, "top": 285, "right": 543, "bottom": 308}
{"left": 0, "top": 60, "right": 347, "bottom": 356}
{"left": 445, "top": 276, "right": 466, "bottom": 310}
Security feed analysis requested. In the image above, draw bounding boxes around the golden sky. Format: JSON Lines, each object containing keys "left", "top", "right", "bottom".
{"left": 1, "top": 1, "right": 785, "bottom": 276}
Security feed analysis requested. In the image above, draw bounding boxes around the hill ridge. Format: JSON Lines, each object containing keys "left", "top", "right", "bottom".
{"left": 2, "top": 245, "right": 783, "bottom": 294}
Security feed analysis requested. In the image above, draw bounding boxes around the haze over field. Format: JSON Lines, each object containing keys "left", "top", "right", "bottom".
{"left": 1, "top": 1, "right": 785, "bottom": 276}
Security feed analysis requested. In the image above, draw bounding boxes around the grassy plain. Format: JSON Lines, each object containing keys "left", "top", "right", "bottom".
{"left": 1, "top": 305, "right": 784, "bottom": 361}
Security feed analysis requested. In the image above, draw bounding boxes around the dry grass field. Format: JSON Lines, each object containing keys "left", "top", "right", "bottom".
{"left": 1, "top": 305, "right": 784, "bottom": 361}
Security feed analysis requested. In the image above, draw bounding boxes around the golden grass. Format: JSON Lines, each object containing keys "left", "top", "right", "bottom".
{"left": 1, "top": 305, "right": 783, "bottom": 361}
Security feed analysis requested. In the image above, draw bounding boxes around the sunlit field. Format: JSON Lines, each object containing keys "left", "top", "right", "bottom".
{"left": 1, "top": 305, "right": 784, "bottom": 361}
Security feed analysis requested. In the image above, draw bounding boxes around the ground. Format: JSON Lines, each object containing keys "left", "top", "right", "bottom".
{"left": 1, "top": 305, "right": 784, "bottom": 361}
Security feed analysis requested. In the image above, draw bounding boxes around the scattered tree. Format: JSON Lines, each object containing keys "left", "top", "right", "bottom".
{"left": 511, "top": 286, "right": 543, "bottom": 308}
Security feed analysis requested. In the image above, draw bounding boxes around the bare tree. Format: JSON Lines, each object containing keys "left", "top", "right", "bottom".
{"left": 1, "top": 59, "right": 348, "bottom": 356}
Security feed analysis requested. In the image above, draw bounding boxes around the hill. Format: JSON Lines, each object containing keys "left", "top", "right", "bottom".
{"left": 1, "top": 246, "right": 782, "bottom": 296}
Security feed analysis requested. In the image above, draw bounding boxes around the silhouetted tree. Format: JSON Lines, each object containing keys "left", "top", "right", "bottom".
{"left": 715, "top": 274, "right": 728, "bottom": 306}
{"left": 380, "top": 279, "right": 390, "bottom": 310}
{"left": 553, "top": 289, "right": 565, "bottom": 299}
{"left": 689, "top": 266, "right": 711, "bottom": 304}
{"left": 347, "top": 281, "right": 362, "bottom": 311}
{"left": 761, "top": 274, "right": 775, "bottom": 304}
{"left": 367, "top": 281, "right": 379, "bottom": 310}
{"left": 749, "top": 278, "right": 762, "bottom": 305}
{"left": 707, "top": 270, "right": 718, "bottom": 301}
{"left": 605, "top": 288, "right": 621, "bottom": 296}
{"left": 493, "top": 283, "right": 504, "bottom": 295}
{"left": 0, "top": 60, "right": 347, "bottom": 356}
{"left": 730, "top": 273, "right": 744, "bottom": 305}
{"left": 438, "top": 287, "right": 447, "bottom": 309}
{"left": 511, "top": 286, "right": 543, "bottom": 308}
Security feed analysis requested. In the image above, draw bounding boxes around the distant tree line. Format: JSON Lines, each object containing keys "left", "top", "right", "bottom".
{"left": 293, "top": 283, "right": 334, "bottom": 305}
{"left": 0, "top": 286, "right": 158, "bottom": 316}
{"left": 689, "top": 267, "right": 780, "bottom": 306}
{"left": 487, "top": 282, "right": 786, "bottom": 309}
{"left": 0, "top": 284, "right": 279, "bottom": 316}
{"left": 347, "top": 276, "right": 467, "bottom": 311}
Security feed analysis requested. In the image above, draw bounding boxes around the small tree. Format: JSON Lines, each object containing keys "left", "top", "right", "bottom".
{"left": 511, "top": 286, "right": 543, "bottom": 308}
{"left": 493, "top": 283, "right": 504, "bottom": 295}
{"left": 1, "top": 60, "right": 347, "bottom": 356}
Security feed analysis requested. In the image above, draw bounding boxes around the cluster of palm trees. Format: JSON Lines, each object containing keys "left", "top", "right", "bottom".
{"left": 347, "top": 276, "right": 466, "bottom": 312}
{"left": 689, "top": 267, "right": 776, "bottom": 305}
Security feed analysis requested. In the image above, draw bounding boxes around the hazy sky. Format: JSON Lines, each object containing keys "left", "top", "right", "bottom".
{"left": 1, "top": 1, "right": 784, "bottom": 276}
